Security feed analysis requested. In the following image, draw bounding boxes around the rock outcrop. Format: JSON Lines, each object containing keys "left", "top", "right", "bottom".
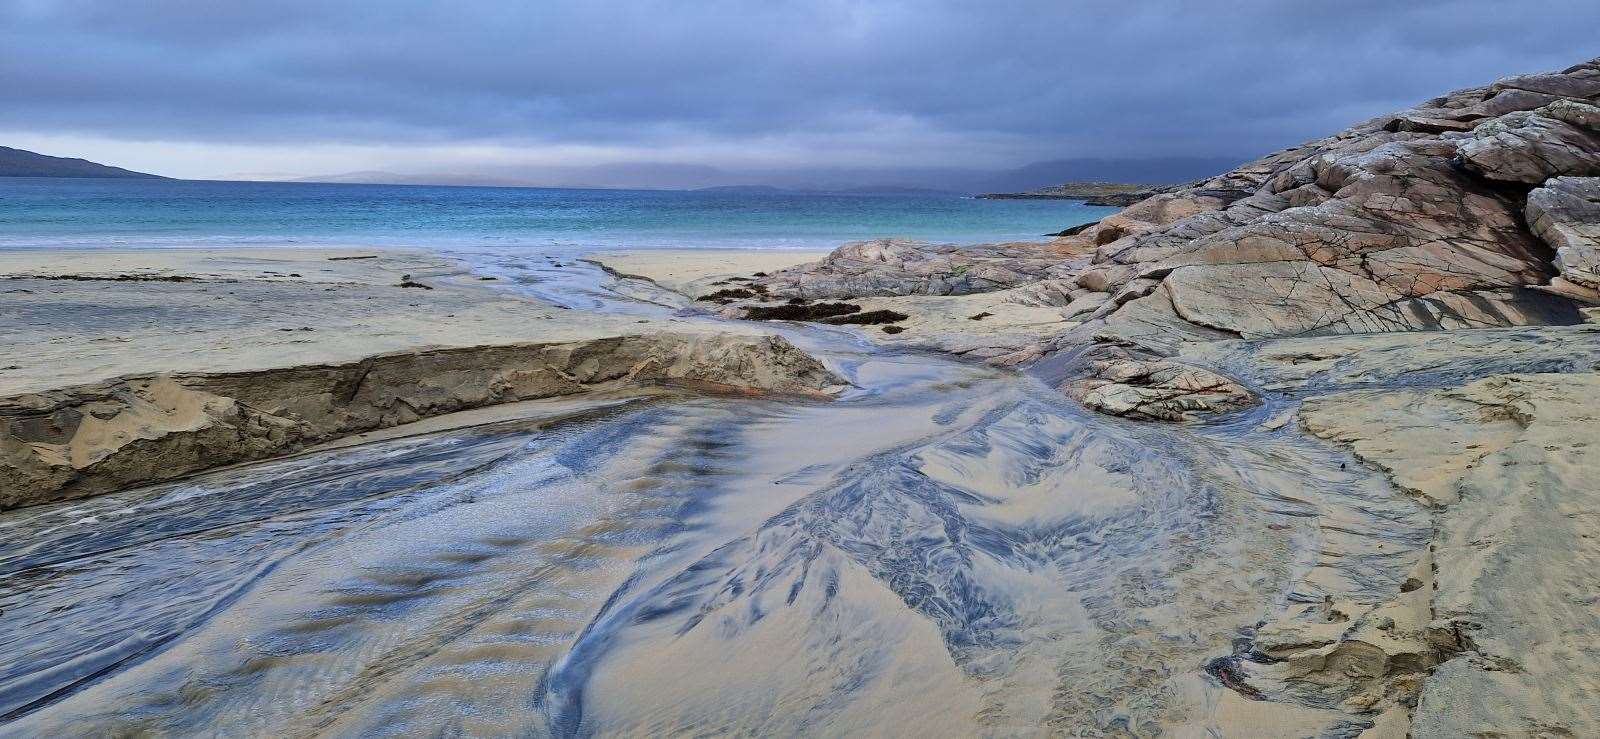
{"left": 0, "top": 333, "right": 841, "bottom": 511}
{"left": 1046, "top": 60, "right": 1600, "bottom": 358}
{"left": 753, "top": 238, "right": 1089, "bottom": 299}
{"left": 755, "top": 58, "right": 1600, "bottom": 374}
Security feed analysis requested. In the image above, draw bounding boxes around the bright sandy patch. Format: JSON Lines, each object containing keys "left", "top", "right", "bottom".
{"left": 0, "top": 247, "right": 778, "bottom": 396}
{"left": 584, "top": 248, "right": 829, "bottom": 296}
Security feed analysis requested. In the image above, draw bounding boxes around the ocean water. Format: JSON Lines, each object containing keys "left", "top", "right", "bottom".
{"left": 0, "top": 176, "right": 1112, "bottom": 251}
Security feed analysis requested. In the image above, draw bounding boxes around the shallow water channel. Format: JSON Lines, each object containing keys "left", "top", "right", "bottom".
{"left": 0, "top": 255, "right": 1429, "bottom": 737}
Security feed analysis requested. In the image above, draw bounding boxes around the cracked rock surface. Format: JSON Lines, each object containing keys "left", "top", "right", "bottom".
{"left": 721, "top": 60, "right": 1600, "bottom": 415}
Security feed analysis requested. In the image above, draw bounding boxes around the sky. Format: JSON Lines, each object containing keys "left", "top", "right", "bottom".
{"left": 3, "top": 0, "right": 1598, "bottom": 187}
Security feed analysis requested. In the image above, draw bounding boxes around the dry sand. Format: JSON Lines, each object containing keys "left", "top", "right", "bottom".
{"left": 0, "top": 247, "right": 787, "bottom": 396}
{"left": 586, "top": 248, "right": 830, "bottom": 296}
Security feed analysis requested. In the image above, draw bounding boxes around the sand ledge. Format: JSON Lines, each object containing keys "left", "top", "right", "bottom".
{"left": 0, "top": 247, "right": 843, "bottom": 510}
{"left": 0, "top": 333, "right": 840, "bottom": 511}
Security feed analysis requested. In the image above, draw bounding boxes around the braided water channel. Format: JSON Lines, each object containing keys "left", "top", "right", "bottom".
{"left": 0, "top": 253, "right": 1430, "bottom": 737}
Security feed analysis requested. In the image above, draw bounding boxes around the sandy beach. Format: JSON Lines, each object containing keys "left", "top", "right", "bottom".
{"left": 0, "top": 247, "right": 802, "bottom": 395}
{"left": 4, "top": 46, "right": 1600, "bottom": 738}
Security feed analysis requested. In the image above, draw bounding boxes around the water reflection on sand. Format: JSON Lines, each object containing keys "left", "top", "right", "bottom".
{"left": 0, "top": 261, "right": 1427, "bottom": 737}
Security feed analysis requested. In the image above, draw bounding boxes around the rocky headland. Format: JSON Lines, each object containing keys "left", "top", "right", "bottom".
{"left": 602, "top": 56, "right": 1600, "bottom": 737}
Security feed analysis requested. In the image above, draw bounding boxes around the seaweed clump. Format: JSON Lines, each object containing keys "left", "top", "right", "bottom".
{"left": 821, "top": 309, "right": 909, "bottom": 326}
{"left": 699, "top": 281, "right": 770, "bottom": 304}
{"left": 698, "top": 288, "right": 759, "bottom": 304}
{"left": 743, "top": 302, "right": 861, "bottom": 321}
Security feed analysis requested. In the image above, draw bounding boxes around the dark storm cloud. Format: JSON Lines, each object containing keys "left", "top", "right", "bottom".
{"left": 3, "top": 0, "right": 1598, "bottom": 170}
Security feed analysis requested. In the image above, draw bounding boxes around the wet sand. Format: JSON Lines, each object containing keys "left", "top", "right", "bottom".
{"left": 2, "top": 248, "right": 1596, "bottom": 736}
{"left": 0, "top": 297, "right": 1424, "bottom": 735}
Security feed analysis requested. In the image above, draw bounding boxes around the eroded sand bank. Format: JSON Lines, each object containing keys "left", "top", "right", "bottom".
{"left": 0, "top": 248, "right": 841, "bottom": 510}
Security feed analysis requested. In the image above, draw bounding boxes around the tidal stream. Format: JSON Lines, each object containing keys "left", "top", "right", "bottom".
{"left": 0, "top": 254, "right": 1429, "bottom": 736}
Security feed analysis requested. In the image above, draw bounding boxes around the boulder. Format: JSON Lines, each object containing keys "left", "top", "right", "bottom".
{"left": 1527, "top": 176, "right": 1600, "bottom": 302}
{"left": 1456, "top": 108, "right": 1600, "bottom": 184}
{"left": 1061, "top": 351, "right": 1257, "bottom": 422}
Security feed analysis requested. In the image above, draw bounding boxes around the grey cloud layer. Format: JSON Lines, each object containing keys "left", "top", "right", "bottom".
{"left": 3, "top": 0, "right": 1598, "bottom": 166}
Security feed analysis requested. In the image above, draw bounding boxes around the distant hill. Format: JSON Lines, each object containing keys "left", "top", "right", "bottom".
{"left": 290, "top": 157, "right": 1244, "bottom": 194}
{"left": 0, "top": 146, "right": 166, "bottom": 179}
{"left": 694, "top": 184, "right": 790, "bottom": 193}
{"left": 291, "top": 170, "right": 544, "bottom": 188}
{"left": 695, "top": 184, "right": 965, "bottom": 196}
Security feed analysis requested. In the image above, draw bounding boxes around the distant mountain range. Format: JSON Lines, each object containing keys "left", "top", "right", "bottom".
{"left": 289, "top": 156, "right": 1245, "bottom": 194}
{"left": 286, "top": 170, "right": 543, "bottom": 188}
{"left": 693, "top": 184, "right": 965, "bottom": 196}
{"left": 0, "top": 143, "right": 1242, "bottom": 194}
{"left": 0, "top": 146, "right": 165, "bottom": 179}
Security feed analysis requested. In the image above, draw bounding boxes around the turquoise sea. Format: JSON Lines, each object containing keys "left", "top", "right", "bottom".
{"left": 0, "top": 177, "right": 1111, "bottom": 251}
